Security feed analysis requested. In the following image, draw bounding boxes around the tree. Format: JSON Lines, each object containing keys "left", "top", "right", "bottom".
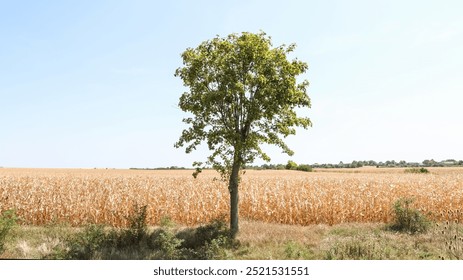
{"left": 286, "top": 160, "right": 298, "bottom": 170}
{"left": 174, "top": 32, "right": 311, "bottom": 237}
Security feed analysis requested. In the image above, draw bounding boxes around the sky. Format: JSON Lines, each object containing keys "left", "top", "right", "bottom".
{"left": 1, "top": 0, "right": 462, "bottom": 168}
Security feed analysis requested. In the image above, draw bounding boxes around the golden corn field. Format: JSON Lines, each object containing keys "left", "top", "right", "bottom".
{"left": 1, "top": 167, "right": 462, "bottom": 227}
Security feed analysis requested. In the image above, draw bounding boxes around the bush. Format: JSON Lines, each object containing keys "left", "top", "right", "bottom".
{"left": 60, "top": 204, "right": 152, "bottom": 259}
{"left": 54, "top": 211, "right": 236, "bottom": 260}
{"left": 296, "top": 164, "right": 312, "bottom": 172}
{"left": 200, "top": 235, "right": 233, "bottom": 259}
{"left": 286, "top": 160, "right": 298, "bottom": 170}
{"left": 63, "top": 224, "right": 109, "bottom": 259}
{"left": 152, "top": 228, "right": 184, "bottom": 259}
{"left": 286, "top": 161, "right": 312, "bottom": 172}
{"left": 389, "top": 198, "right": 431, "bottom": 234}
{"left": 188, "top": 219, "right": 230, "bottom": 248}
{"left": 119, "top": 204, "right": 148, "bottom": 246}
{"left": 172, "top": 218, "right": 234, "bottom": 260}
{"left": 148, "top": 215, "right": 185, "bottom": 259}
{"left": 0, "top": 210, "right": 17, "bottom": 254}
{"left": 405, "top": 167, "right": 429, "bottom": 174}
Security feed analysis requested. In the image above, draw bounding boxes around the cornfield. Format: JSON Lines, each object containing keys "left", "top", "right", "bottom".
{"left": 1, "top": 167, "right": 462, "bottom": 227}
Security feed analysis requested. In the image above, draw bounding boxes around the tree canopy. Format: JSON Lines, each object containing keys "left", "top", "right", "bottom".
{"left": 175, "top": 32, "right": 311, "bottom": 173}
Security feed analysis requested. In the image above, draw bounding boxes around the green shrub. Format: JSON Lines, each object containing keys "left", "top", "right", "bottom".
{"left": 200, "top": 235, "right": 233, "bottom": 260}
{"left": 0, "top": 210, "right": 17, "bottom": 254}
{"left": 189, "top": 219, "right": 234, "bottom": 259}
{"left": 146, "top": 214, "right": 184, "bottom": 259}
{"left": 152, "top": 228, "right": 184, "bottom": 259}
{"left": 405, "top": 167, "right": 429, "bottom": 174}
{"left": 54, "top": 212, "right": 237, "bottom": 260}
{"left": 389, "top": 198, "right": 431, "bottom": 234}
{"left": 286, "top": 161, "right": 312, "bottom": 172}
{"left": 118, "top": 204, "right": 148, "bottom": 246}
{"left": 170, "top": 218, "right": 235, "bottom": 260}
{"left": 64, "top": 224, "right": 109, "bottom": 259}
{"left": 296, "top": 164, "right": 312, "bottom": 172}
{"left": 61, "top": 204, "right": 152, "bottom": 259}
{"left": 189, "top": 219, "right": 230, "bottom": 248}
{"left": 286, "top": 160, "right": 298, "bottom": 170}
{"left": 159, "top": 216, "right": 175, "bottom": 228}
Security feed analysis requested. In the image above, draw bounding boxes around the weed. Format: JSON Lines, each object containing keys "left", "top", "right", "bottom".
{"left": 325, "top": 238, "right": 385, "bottom": 260}
{"left": 436, "top": 210, "right": 463, "bottom": 260}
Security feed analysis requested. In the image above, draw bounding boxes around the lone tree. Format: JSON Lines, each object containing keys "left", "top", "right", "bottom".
{"left": 175, "top": 32, "right": 311, "bottom": 237}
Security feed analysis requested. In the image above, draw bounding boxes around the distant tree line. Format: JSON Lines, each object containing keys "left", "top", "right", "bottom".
{"left": 245, "top": 159, "right": 463, "bottom": 170}
{"left": 129, "top": 166, "right": 187, "bottom": 170}
{"left": 131, "top": 159, "right": 463, "bottom": 171}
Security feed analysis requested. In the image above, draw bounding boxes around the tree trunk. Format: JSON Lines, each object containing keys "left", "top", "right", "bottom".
{"left": 229, "top": 159, "right": 241, "bottom": 238}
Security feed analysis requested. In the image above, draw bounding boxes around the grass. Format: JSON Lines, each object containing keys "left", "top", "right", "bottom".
{"left": 1, "top": 208, "right": 236, "bottom": 260}
{"left": 1, "top": 220, "right": 461, "bottom": 260}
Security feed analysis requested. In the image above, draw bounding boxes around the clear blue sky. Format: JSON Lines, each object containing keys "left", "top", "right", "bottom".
{"left": 1, "top": 0, "right": 462, "bottom": 168}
